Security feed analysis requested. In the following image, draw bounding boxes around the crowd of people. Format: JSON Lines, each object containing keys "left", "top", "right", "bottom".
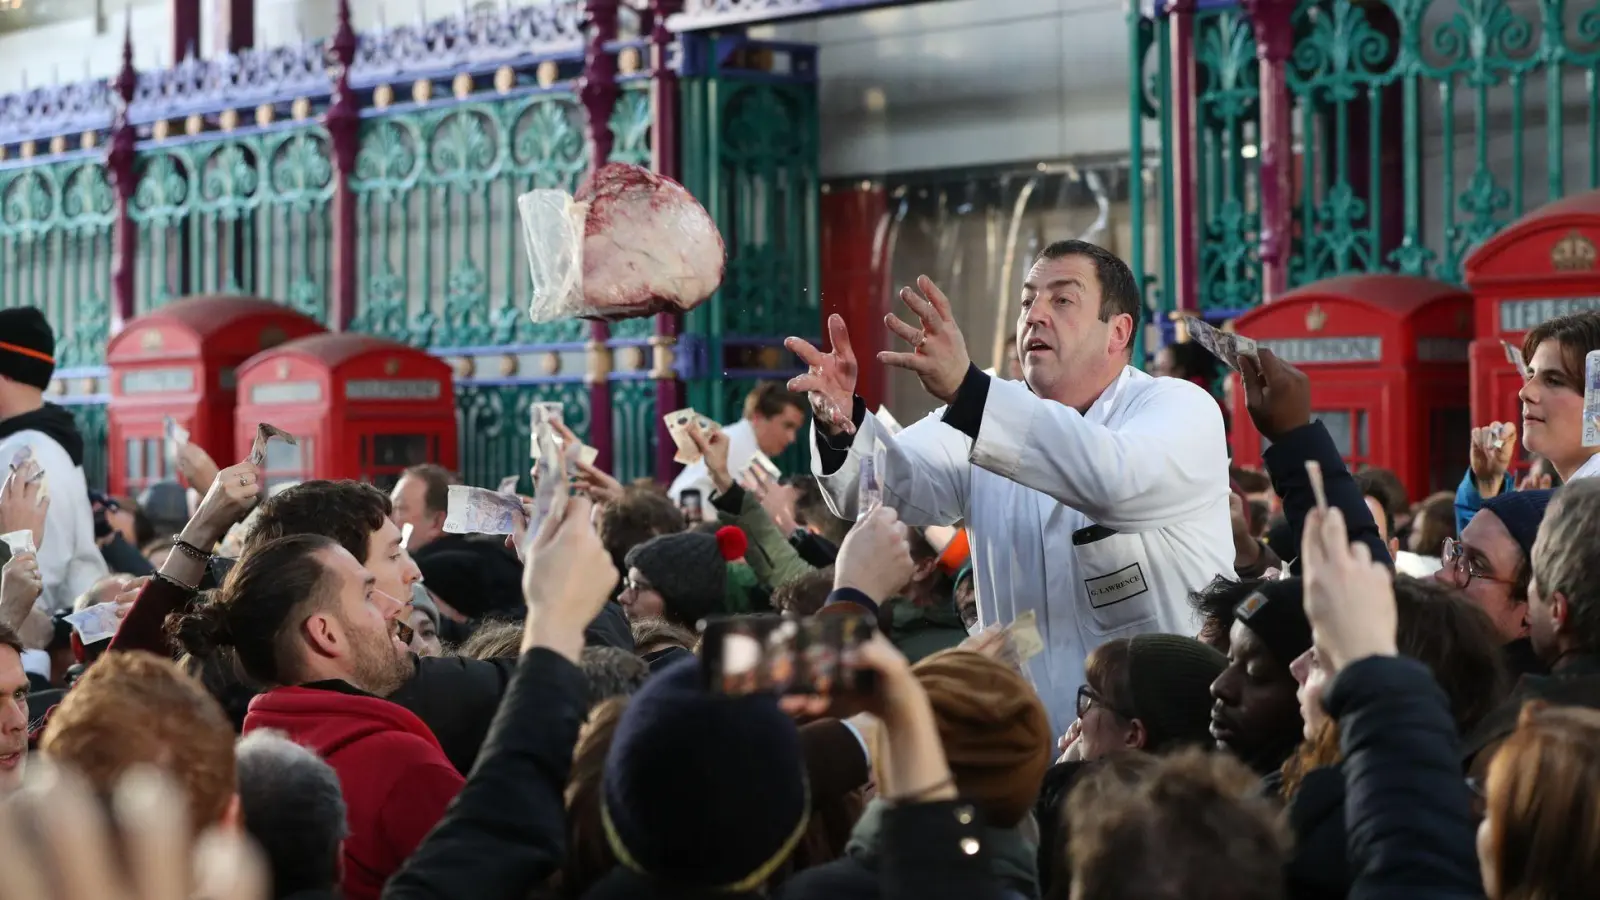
{"left": 1, "top": 237, "right": 1600, "bottom": 900}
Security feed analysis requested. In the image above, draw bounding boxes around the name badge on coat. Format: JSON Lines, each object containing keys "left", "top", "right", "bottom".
{"left": 1072, "top": 524, "right": 1156, "bottom": 635}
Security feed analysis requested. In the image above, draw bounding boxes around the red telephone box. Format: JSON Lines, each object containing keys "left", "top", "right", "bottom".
{"left": 1463, "top": 188, "right": 1600, "bottom": 430}
{"left": 1230, "top": 274, "right": 1475, "bottom": 501}
{"left": 233, "top": 333, "right": 458, "bottom": 493}
{"left": 105, "top": 296, "right": 325, "bottom": 496}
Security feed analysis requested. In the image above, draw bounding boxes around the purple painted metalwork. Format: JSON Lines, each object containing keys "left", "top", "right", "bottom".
{"left": 349, "top": 2, "right": 586, "bottom": 88}
{"left": 0, "top": 3, "right": 593, "bottom": 147}
{"left": 325, "top": 0, "right": 361, "bottom": 332}
{"left": 1242, "top": 0, "right": 1293, "bottom": 301}
{"left": 107, "top": 20, "right": 139, "bottom": 335}
{"left": 582, "top": 0, "right": 622, "bottom": 473}
{"left": 669, "top": 0, "right": 923, "bottom": 31}
{"left": 0, "top": 80, "right": 114, "bottom": 147}
{"left": 651, "top": 0, "right": 686, "bottom": 484}
{"left": 1164, "top": 0, "right": 1198, "bottom": 312}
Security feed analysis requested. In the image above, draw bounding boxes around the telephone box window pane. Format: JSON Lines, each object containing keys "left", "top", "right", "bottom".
{"left": 1316, "top": 411, "right": 1353, "bottom": 456}
{"left": 1356, "top": 411, "right": 1369, "bottom": 459}
{"left": 369, "top": 472, "right": 402, "bottom": 493}
{"left": 148, "top": 438, "right": 165, "bottom": 481}
{"left": 1429, "top": 408, "right": 1471, "bottom": 494}
{"left": 264, "top": 438, "right": 305, "bottom": 473}
{"left": 373, "top": 435, "right": 430, "bottom": 469}
{"left": 126, "top": 439, "right": 143, "bottom": 482}
{"left": 264, "top": 438, "right": 312, "bottom": 496}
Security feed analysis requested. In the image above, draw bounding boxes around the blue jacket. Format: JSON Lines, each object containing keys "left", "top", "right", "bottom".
{"left": 1454, "top": 469, "right": 1513, "bottom": 536}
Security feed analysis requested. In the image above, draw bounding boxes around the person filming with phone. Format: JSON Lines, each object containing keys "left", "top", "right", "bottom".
{"left": 786, "top": 240, "right": 1235, "bottom": 730}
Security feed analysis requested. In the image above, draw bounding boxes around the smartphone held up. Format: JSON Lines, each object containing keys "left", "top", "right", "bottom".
{"left": 702, "top": 613, "right": 877, "bottom": 698}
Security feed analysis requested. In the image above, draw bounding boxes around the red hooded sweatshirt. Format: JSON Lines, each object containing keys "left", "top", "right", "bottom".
{"left": 244, "top": 685, "right": 465, "bottom": 900}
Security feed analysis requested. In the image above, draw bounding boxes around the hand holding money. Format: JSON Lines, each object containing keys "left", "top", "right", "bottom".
{"left": 183, "top": 461, "right": 264, "bottom": 549}
{"left": 1185, "top": 317, "right": 1259, "bottom": 372}
{"left": 444, "top": 485, "right": 528, "bottom": 536}
{"left": 689, "top": 422, "right": 735, "bottom": 493}
{"left": 520, "top": 494, "right": 616, "bottom": 662}
{"left": 532, "top": 416, "right": 600, "bottom": 469}
{"left": 833, "top": 505, "right": 912, "bottom": 604}
{"left": 662, "top": 408, "right": 722, "bottom": 465}
{"left": 573, "top": 458, "right": 625, "bottom": 506}
{"left": 0, "top": 462, "right": 49, "bottom": 554}
{"left": 1469, "top": 421, "right": 1518, "bottom": 496}
{"left": 248, "top": 423, "right": 298, "bottom": 468}
{"left": 1240, "top": 348, "right": 1312, "bottom": 441}
{"left": 0, "top": 549, "right": 42, "bottom": 628}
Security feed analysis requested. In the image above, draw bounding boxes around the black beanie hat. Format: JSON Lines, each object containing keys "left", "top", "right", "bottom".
{"left": 1481, "top": 489, "right": 1555, "bottom": 561}
{"left": 0, "top": 307, "right": 56, "bottom": 390}
{"left": 1127, "top": 634, "right": 1229, "bottom": 753}
{"left": 624, "top": 532, "right": 730, "bottom": 627}
{"left": 1233, "top": 576, "right": 1311, "bottom": 665}
{"left": 602, "top": 656, "right": 809, "bottom": 890}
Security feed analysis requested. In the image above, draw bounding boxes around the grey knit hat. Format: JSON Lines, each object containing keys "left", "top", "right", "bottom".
{"left": 1126, "top": 634, "right": 1229, "bottom": 753}
{"left": 624, "top": 532, "right": 729, "bottom": 628}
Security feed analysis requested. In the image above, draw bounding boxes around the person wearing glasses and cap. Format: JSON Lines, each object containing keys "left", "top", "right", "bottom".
{"left": 1436, "top": 489, "right": 1556, "bottom": 679}
{"left": 0, "top": 308, "right": 108, "bottom": 612}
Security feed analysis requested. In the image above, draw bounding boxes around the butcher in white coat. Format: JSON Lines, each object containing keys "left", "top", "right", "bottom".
{"left": 786, "top": 240, "right": 1235, "bottom": 731}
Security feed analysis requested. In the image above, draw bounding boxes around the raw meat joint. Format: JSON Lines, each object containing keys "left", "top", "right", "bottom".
{"left": 518, "top": 162, "right": 726, "bottom": 323}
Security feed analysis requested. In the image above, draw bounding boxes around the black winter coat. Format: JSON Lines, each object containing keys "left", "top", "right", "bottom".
{"left": 1285, "top": 765, "right": 1350, "bottom": 900}
{"left": 1326, "top": 656, "right": 1484, "bottom": 900}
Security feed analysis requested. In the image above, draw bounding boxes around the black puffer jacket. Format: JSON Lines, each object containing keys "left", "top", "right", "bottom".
{"left": 1326, "top": 656, "right": 1483, "bottom": 900}
{"left": 1285, "top": 765, "right": 1349, "bottom": 900}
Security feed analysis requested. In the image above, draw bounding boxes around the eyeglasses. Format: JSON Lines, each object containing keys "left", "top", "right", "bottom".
{"left": 624, "top": 576, "right": 654, "bottom": 594}
{"left": 1441, "top": 538, "right": 1515, "bottom": 590}
{"left": 1077, "top": 684, "right": 1134, "bottom": 721}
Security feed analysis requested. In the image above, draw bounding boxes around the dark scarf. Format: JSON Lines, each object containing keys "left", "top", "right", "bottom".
{"left": 0, "top": 402, "right": 85, "bottom": 466}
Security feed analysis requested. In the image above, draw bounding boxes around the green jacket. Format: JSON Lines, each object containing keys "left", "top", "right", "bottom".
{"left": 712, "top": 484, "right": 815, "bottom": 590}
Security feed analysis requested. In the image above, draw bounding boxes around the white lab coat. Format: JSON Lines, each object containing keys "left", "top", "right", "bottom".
{"left": 0, "top": 430, "right": 108, "bottom": 614}
{"left": 668, "top": 418, "right": 760, "bottom": 521}
{"left": 812, "top": 367, "right": 1236, "bottom": 731}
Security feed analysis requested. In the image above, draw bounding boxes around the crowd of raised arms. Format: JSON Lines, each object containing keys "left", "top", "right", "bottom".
{"left": 2, "top": 239, "right": 1600, "bottom": 900}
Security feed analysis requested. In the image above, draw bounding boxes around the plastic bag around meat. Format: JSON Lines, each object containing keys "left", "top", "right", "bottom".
{"left": 517, "top": 162, "right": 726, "bottom": 324}
{"left": 518, "top": 189, "right": 588, "bottom": 323}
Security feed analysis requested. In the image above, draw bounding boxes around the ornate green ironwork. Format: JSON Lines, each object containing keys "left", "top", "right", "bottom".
{"left": 610, "top": 378, "right": 657, "bottom": 484}
{"left": 680, "top": 70, "right": 821, "bottom": 428}
{"left": 457, "top": 381, "right": 592, "bottom": 495}
{"left": 1137, "top": 0, "right": 1600, "bottom": 309}
{"left": 1194, "top": 7, "right": 1263, "bottom": 310}
{"left": 350, "top": 91, "right": 594, "bottom": 348}
{"left": 0, "top": 159, "right": 116, "bottom": 366}
{"left": 66, "top": 401, "right": 109, "bottom": 492}
{"left": 129, "top": 127, "right": 336, "bottom": 318}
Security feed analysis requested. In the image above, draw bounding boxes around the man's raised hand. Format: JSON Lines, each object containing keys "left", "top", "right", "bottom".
{"left": 879, "top": 276, "right": 971, "bottom": 405}
{"left": 1239, "top": 348, "right": 1311, "bottom": 441}
{"left": 786, "top": 314, "right": 859, "bottom": 436}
